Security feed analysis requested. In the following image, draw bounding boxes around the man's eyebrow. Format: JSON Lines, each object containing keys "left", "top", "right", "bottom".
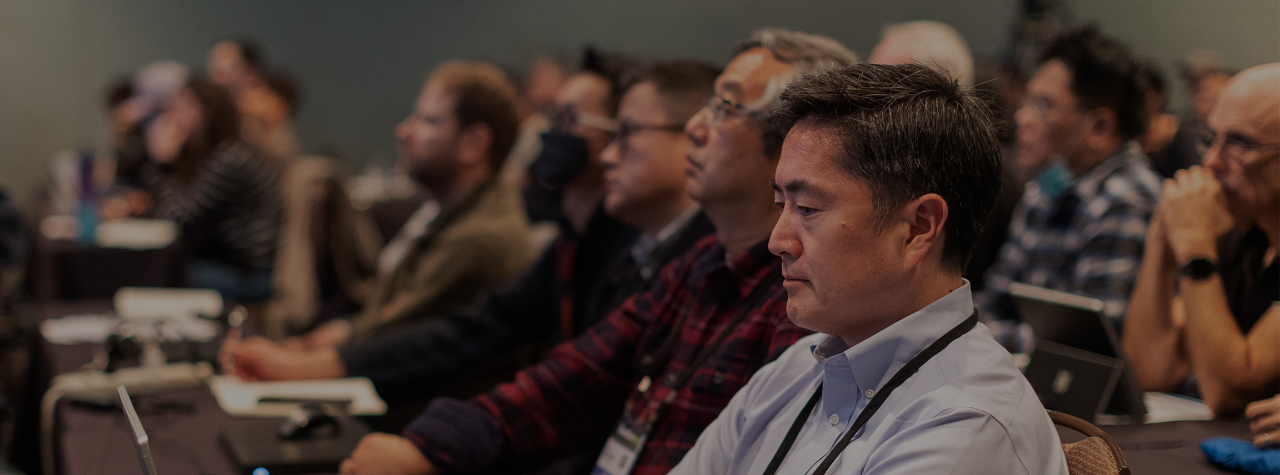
{"left": 773, "top": 178, "right": 833, "bottom": 200}
{"left": 719, "top": 81, "right": 744, "bottom": 98}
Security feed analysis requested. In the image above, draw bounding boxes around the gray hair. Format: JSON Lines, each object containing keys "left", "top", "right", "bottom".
{"left": 733, "top": 28, "right": 860, "bottom": 156}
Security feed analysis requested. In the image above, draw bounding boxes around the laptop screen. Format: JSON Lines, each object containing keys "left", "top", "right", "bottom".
{"left": 117, "top": 385, "right": 160, "bottom": 475}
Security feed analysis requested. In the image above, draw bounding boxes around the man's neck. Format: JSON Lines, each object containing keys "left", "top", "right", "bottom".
{"left": 704, "top": 198, "right": 780, "bottom": 266}
{"left": 427, "top": 166, "right": 488, "bottom": 212}
{"left": 1068, "top": 138, "right": 1125, "bottom": 176}
{"left": 561, "top": 180, "right": 605, "bottom": 235}
{"left": 839, "top": 272, "right": 964, "bottom": 347}
{"left": 629, "top": 196, "right": 698, "bottom": 236}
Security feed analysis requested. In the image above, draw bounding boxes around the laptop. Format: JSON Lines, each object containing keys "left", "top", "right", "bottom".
{"left": 1008, "top": 283, "right": 1148, "bottom": 423}
{"left": 118, "top": 385, "right": 160, "bottom": 475}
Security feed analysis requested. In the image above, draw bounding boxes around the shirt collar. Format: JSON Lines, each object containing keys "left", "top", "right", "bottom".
{"left": 813, "top": 281, "right": 975, "bottom": 393}
{"left": 688, "top": 235, "right": 780, "bottom": 297}
{"left": 630, "top": 206, "right": 702, "bottom": 279}
{"left": 1070, "top": 141, "right": 1144, "bottom": 203}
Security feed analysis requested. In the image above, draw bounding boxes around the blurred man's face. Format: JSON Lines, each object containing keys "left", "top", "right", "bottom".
{"left": 207, "top": 42, "right": 250, "bottom": 90}
{"left": 394, "top": 80, "right": 462, "bottom": 188}
{"left": 769, "top": 120, "right": 904, "bottom": 343}
{"left": 685, "top": 47, "right": 790, "bottom": 208}
{"left": 1201, "top": 74, "right": 1280, "bottom": 224}
{"left": 1193, "top": 73, "right": 1231, "bottom": 122}
{"left": 1014, "top": 59, "right": 1091, "bottom": 173}
{"left": 600, "top": 82, "right": 691, "bottom": 226}
{"left": 551, "top": 72, "right": 616, "bottom": 173}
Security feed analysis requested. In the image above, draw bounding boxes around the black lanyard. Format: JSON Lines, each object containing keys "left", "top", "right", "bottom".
{"left": 762, "top": 311, "right": 979, "bottom": 475}
{"left": 628, "top": 266, "right": 783, "bottom": 425}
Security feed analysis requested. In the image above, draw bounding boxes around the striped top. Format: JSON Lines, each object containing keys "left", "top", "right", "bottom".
{"left": 144, "top": 140, "right": 284, "bottom": 271}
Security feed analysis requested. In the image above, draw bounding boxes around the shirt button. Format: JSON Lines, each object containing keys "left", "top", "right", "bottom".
{"left": 712, "top": 372, "right": 725, "bottom": 385}
{"left": 865, "top": 389, "right": 876, "bottom": 398}
{"left": 829, "top": 414, "right": 840, "bottom": 425}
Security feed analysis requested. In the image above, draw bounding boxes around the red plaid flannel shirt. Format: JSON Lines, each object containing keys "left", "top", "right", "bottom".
{"left": 404, "top": 235, "right": 807, "bottom": 474}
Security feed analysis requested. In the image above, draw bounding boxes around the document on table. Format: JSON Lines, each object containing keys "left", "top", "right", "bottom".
{"left": 1143, "top": 392, "right": 1214, "bottom": 423}
{"left": 208, "top": 376, "right": 388, "bottom": 417}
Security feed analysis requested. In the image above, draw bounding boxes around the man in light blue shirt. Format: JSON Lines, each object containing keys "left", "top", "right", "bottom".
{"left": 669, "top": 64, "right": 1068, "bottom": 474}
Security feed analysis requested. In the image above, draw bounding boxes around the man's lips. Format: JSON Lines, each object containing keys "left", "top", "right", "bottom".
{"left": 685, "top": 154, "right": 704, "bottom": 172}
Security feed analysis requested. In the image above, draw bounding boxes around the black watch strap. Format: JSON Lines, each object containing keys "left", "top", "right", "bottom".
{"left": 1178, "top": 257, "right": 1217, "bottom": 280}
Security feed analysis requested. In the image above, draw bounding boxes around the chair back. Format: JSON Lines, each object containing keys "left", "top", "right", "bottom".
{"left": 1050, "top": 410, "right": 1130, "bottom": 475}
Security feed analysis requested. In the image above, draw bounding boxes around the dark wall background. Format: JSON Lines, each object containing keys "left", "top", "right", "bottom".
{"left": 2, "top": 0, "right": 1277, "bottom": 203}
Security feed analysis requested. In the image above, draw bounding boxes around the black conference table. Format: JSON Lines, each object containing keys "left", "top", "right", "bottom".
{"left": 21, "top": 301, "right": 1256, "bottom": 475}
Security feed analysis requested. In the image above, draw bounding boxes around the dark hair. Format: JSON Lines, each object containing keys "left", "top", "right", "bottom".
{"left": 232, "top": 38, "right": 266, "bottom": 76}
{"left": 105, "top": 77, "right": 134, "bottom": 110}
{"left": 1137, "top": 58, "right": 1167, "bottom": 113}
{"left": 1038, "top": 26, "right": 1148, "bottom": 140}
{"left": 429, "top": 61, "right": 521, "bottom": 171}
{"left": 261, "top": 69, "right": 302, "bottom": 116}
{"left": 769, "top": 63, "right": 1003, "bottom": 271}
{"left": 174, "top": 77, "right": 242, "bottom": 181}
{"left": 635, "top": 60, "right": 721, "bottom": 124}
{"left": 581, "top": 46, "right": 642, "bottom": 116}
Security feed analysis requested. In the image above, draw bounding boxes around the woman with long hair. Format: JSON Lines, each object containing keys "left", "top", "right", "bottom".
{"left": 141, "top": 77, "right": 284, "bottom": 303}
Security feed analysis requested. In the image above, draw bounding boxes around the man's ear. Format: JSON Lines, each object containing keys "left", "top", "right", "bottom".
{"left": 458, "top": 123, "right": 494, "bottom": 169}
{"left": 901, "top": 193, "right": 948, "bottom": 268}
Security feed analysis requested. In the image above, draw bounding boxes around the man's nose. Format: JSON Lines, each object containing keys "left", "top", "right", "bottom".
{"left": 768, "top": 214, "right": 798, "bottom": 258}
{"left": 601, "top": 141, "right": 621, "bottom": 169}
{"left": 685, "top": 108, "right": 709, "bottom": 146}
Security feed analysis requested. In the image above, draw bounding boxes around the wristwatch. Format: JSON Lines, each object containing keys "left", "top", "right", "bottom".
{"left": 1177, "top": 257, "right": 1217, "bottom": 281}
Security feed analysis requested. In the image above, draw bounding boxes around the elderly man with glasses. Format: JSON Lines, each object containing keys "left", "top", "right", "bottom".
{"left": 1123, "top": 63, "right": 1280, "bottom": 422}
{"left": 337, "top": 29, "right": 857, "bottom": 475}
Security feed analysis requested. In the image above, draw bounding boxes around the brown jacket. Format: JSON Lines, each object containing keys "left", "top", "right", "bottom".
{"left": 350, "top": 179, "right": 533, "bottom": 342}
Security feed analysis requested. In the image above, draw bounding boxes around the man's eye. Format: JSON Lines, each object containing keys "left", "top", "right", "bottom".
{"left": 797, "top": 206, "right": 817, "bottom": 216}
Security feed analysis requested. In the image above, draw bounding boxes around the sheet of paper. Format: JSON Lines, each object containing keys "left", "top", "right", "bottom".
{"left": 208, "top": 376, "right": 388, "bottom": 417}
{"left": 40, "top": 313, "right": 219, "bottom": 344}
{"left": 40, "top": 313, "right": 117, "bottom": 344}
{"left": 1143, "top": 392, "right": 1214, "bottom": 423}
{"left": 95, "top": 218, "right": 178, "bottom": 249}
{"left": 115, "top": 287, "right": 223, "bottom": 320}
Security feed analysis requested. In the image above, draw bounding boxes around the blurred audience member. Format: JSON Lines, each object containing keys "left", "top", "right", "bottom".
{"left": 207, "top": 39, "right": 266, "bottom": 97}
{"left": 104, "top": 78, "right": 147, "bottom": 186}
{"left": 110, "top": 60, "right": 189, "bottom": 191}
{"left": 291, "top": 61, "right": 534, "bottom": 347}
{"left": 238, "top": 69, "right": 302, "bottom": 168}
{"left": 1124, "top": 63, "right": 1279, "bottom": 415}
{"left": 523, "top": 48, "right": 639, "bottom": 223}
{"left": 501, "top": 55, "right": 569, "bottom": 189}
{"left": 1160, "top": 51, "right": 1237, "bottom": 181}
{"left": 868, "top": 19, "right": 975, "bottom": 87}
{"left": 1140, "top": 60, "right": 1183, "bottom": 176}
{"left": 140, "top": 77, "right": 283, "bottom": 303}
{"left": 976, "top": 26, "right": 1161, "bottom": 347}
{"left": 336, "top": 28, "right": 855, "bottom": 475}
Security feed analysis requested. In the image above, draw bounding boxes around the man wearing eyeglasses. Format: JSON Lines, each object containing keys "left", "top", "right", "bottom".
{"left": 337, "top": 29, "right": 857, "bottom": 475}
{"left": 1123, "top": 63, "right": 1280, "bottom": 419}
{"left": 974, "top": 26, "right": 1162, "bottom": 349}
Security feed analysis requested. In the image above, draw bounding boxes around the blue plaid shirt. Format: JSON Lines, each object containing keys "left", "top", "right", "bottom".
{"left": 976, "top": 142, "right": 1162, "bottom": 337}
